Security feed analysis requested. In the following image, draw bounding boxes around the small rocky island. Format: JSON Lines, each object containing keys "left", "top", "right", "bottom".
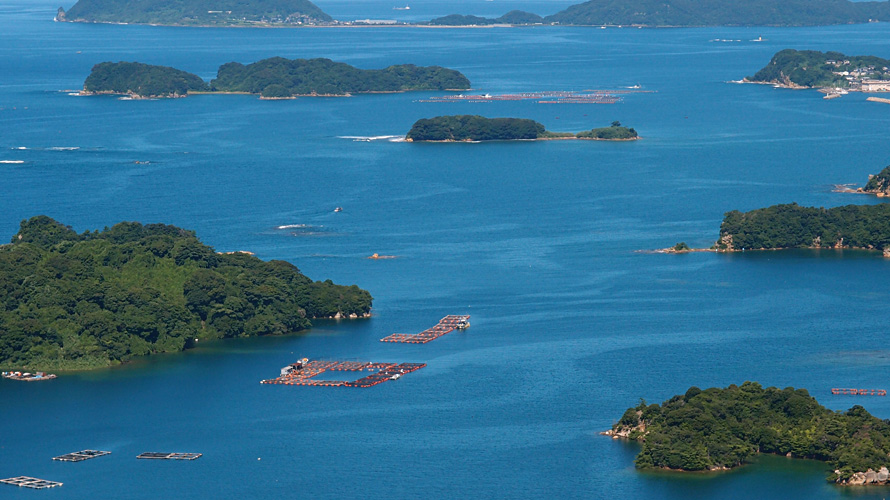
{"left": 82, "top": 58, "right": 471, "bottom": 98}
{"left": 744, "top": 49, "right": 890, "bottom": 92}
{"left": 715, "top": 202, "right": 890, "bottom": 254}
{"left": 57, "top": 0, "right": 333, "bottom": 26}
{"left": 406, "top": 116, "right": 638, "bottom": 142}
{"left": 607, "top": 382, "right": 890, "bottom": 484}
{"left": 0, "top": 216, "right": 372, "bottom": 371}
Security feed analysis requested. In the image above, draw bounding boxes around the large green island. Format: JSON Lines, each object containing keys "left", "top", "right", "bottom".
{"left": 82, "top": 58, "right": 471, "bottom": 98}
{"left": 57, "top": 0, "right": 333, "bottom": 26}
{"left": 433, "top": 0, "right": 890, "bottom": 27}
{"left": 745, "top": 49, "right": 890, "bottom": 90}
{"left": 0, "top": 216, "right": 372, "bottom": 371}
{"left": 406, "top": 116, "right": 638, "bottom": 142}
{"left": 715, "top": 202, "right": 890, "bottom": 253}
{"left": 608, "top": 382, "right": 890, "bottom": 484}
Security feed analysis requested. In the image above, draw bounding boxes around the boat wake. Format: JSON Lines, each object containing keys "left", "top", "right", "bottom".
{"left": 338, "top": 135, "right": 405, "bottom": 142}
{"left": 274, "top": 224, "right": 332, "bottom": 237}
{"left": 0, "top": 160, "right": 24, "bottom": 164}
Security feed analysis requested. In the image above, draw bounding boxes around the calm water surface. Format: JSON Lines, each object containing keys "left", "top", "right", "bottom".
{"left": 3, "top": 1, "right": 890, "bottom": 498}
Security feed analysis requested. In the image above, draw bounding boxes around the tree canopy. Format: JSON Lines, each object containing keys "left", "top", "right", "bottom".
{"left": 576, "top": 122, "right": 638, "bottom": 139}
{"left": 716, "top": 202, "right": 890, "bottom": 251}
{"left": 0, "top": 216, "right": 372, "bottom": 371}
{"left": 210, "top": 57, "right": 471, "bottom": 96}
{"left": 59, "top": 0, "right": 332, "bottom": 25}
{"left": 864, "top": 165, "right": 890, "bottom": 194}
{"left": 406, "top": 116, "right": 546, "bottom": 141}
{"left": 83, "top": 62, "right": 209, "bottom": 97}
{"left": 614, "top": 382, "right": 890, "bottom": 481}
{"left": 748, "top": 49, "right": 890, "bottom": 88}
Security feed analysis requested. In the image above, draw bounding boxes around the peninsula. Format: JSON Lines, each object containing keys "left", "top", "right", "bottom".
{"left": 715, "top": 202, "right": 890, "bottom": 254}
{"left": 0, "top": 216, "right": 373, "bottom": 371}
{"left": 81, "top": 58, "right": 471, "bottom": 98}
{"left": 859, "top": 165, "right": 890, "bottom": 195}
{"left": 607, "top": 382, "right": 890, "bottom": 484}
{"left": 435, "top": 0, "right": 890, "bottom": 27}
{"left": 406, "top": 116, "right": 638, "bottom": 142}
{"left": 745, "top": 49, "right": 890, "bottom": 91}
{"left": 57, "top": 0, "right": 333, "bottom": 26}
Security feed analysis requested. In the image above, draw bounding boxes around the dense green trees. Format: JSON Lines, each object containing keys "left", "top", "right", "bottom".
{"left": 576, "top": 121, "right": 638, "bottom": 139}
{"left": 60, "top": 0, "right": 332, "bottom": 25}
{"left": 863, "top": 165, "right": 890, "bottom": 194}
{"left": 406, "top": 117, "right": 638, "bottom": 142}
{"left": 210, "top": 57, "right": 471, "bottom": 96}
{"left": 83, "top": 62, "right": 209, "bottom": 97}
{"left": 83, "top": 58, "right": 471, "bottom": 98}
{"left": 615, "top": 382, "right": 890, "bottom": 480}
{"left": 716, "top": 203, "right": 890, "bottom": 251}
{"left": 406, "top": 116, "right": 546, "bottom": 141}
{"left": 543, "top": 0, "right": 889, "bottom": 27}
{"left": 0, "top": 216, "right": 372, "bottom": 370}
{"left": 748, "top": 49, "right": 890, "bottom": 88}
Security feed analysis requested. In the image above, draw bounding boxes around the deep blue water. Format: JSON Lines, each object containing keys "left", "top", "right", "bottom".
{"left": 4, "top": 1, "right": 890, "bottom": 498}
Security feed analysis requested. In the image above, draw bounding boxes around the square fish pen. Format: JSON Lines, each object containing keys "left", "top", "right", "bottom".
{"left": 53, "top": 449, "right": 111, "bottom": 462}
{"left": 1, "top": 476, "right": 63, "bottom": 489}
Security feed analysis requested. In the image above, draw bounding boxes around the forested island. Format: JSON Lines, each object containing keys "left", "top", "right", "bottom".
{"left": 57, "top": 0, "right": 333, "bottom": 26}
{"left": 406, "top": 116, "right": 638, "bottom": 142}
{"left": 745, "top": 49, "right": 890, "bottom": 89}
{"left": 433, "top": 0, "right": 890, "bottom": 27}
{"left": 0, "top": 216, "right": 372, "bottom": 371}
{"left": 426, "top": 11, "right": 543, "bottom": 26}
{"left": 858, "top": 165, "right": 890, "bottom": 196}
{"left": 82, "top": 58, "right": 470, "bottom": 98}
{"left": 716, "top": 202, "right": 890, "bottom": 253}
{"left": 607, "top": 382, "right": 890, "bottom": 484}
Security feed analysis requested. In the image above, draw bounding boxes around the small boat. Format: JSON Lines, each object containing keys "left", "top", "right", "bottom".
{"left": 334, "top": 207, "right": 343, "bottom": 212}
{"left": 393, "top": 5, "right": 410, "bottom": 9}
{"left": 390, "top": 373, "right": 401, "bottom": 380}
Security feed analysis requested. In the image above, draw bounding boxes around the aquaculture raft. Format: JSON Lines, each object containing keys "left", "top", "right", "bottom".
{"left": 260, "top": 359, "right": 425, "bottom": 388}
{"left": 53, "top": 450, "right": 111, "bottom": 462}
{"left": 137, "top": 452, "right": 202, "bottom": 460}
{"left": 380, "top": 315, "right": 470, "bottom": 343}
{"left": 1, "top": 477, "right": 62, "bottom": 489}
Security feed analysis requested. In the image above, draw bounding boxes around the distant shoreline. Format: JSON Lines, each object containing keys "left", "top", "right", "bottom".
{"left": 406, "top": 136, "right": 641, "bottom": 143}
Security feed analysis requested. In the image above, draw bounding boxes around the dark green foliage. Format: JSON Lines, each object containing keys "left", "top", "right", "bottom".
{"left": 406, "top": 115, "right": 546, "bottom": 141}
{"left": 427, "top": 11, "right": 543, "bottom": 25}
{"left": 617, "top": 382, "right": 890, "bottom": 480}
{"left": 672, "top": 242, "right": 691, "bottom": 251}
{"left": 863, "top": 165, "right": 890, "bottom": 193}
{"left": 84, "top": 62, "right": 209, "bottom": 97}
{"left": 61, "top": 0, "right": 332, "bottom": 25}
{"left": 0, "top": 217, "right": 372, "bottom": 371}
{"left": 543, "top": 0, "right": 890, "bottom": 26}
{"left": 576, "top": 122, "right": 638, "bottom": 139}
{"left": 749, "top": 49, "right": 890, "bottom": 87}
{"left": 210, "top": 57, "right": 470, "bottom": 96}
{"left": 261, "top": 84, "right": 292, "bottom": 98}
{"left": 716, "top": 202, "right": 890, "bottom": 251}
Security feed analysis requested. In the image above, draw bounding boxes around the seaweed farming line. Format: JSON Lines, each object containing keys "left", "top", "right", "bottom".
{"left": 260, "top": 359, "right": 425, "bottom": 387}
{"left": 381, "top": 315, "right": 470, "bottom": 344}
{"left": 417, "top": 90, "right": 653, "bottom": 104}
{"left": 136, "top": 452, "right": 202, "bottom": 460}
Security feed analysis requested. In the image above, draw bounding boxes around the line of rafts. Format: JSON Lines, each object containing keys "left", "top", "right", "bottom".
{"left": 262, "top": 315, "right": 470, "bottom": 388}
{"left": 2, "top": 450, "right": 202, "bottom": 490}
{"left": 417, "top": 89, "right": 653, "bottom": 104}
{"left": 832, "top": 388, "right": 887, "bottom": 396}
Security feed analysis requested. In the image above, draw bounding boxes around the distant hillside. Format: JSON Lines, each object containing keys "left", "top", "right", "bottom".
{"left": 427, "top": 10, "right": 543, "bottom": 25}
{"left": 58, "top": 0, "right": 332, "bottom": 26}
{"left": 543, "top": 0, "right": 887, "bottom": 26}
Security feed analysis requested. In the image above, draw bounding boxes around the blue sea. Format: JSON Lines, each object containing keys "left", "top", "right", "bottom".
{"left": 4, "top": 0, "right": 890, "bottom": 498}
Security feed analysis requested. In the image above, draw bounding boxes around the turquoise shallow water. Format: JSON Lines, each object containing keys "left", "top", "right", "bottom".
{"left": 4, "top": 1, "right": 890, "bottom": 498}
